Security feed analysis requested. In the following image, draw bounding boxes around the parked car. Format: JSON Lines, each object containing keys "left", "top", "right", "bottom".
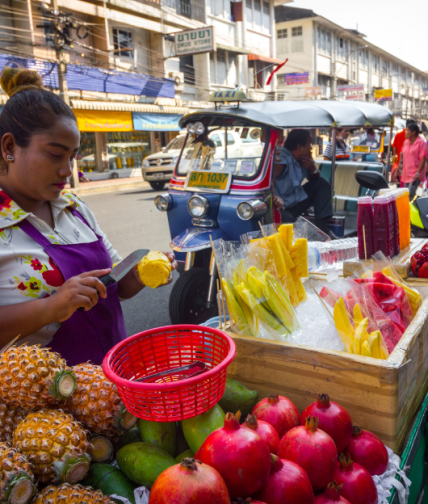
{"left": 142, "top": 135, "right": 187, "bottom": 191}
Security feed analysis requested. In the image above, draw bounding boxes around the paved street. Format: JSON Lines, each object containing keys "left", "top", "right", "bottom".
{"left": 83, "top": 186, "right": 178, "bottom": 335}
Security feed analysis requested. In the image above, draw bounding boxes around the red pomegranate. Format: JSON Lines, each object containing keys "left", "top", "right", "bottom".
{"left": 277, "top": 416, "right": 337, "bottom": 490}
{"left": 254, "top": 454, "right": 315, "bottom": 504}
{"left": 314, "top": 482, "right": 351, "bottom": 504}
{"left": 148, "top": 458, "right": 231, "bottom": 504}
{"left": 333, "top": 454, "right": 378, "bottom": 504}
{"left": 344, "top": 426, "right": 388, "bottom": 476}
{"left": 252, "top": 394, "right": 299, "bottom": 438}
{"left": 232, "top": 500, "right": 267, "bottom": 504}
{"left": 197, "top": 411, "right": 271, "bottom": 500}
{"left": 411, "top": 247, "right": 428, "bottom": 278}
{"left": 242, "top": 414, "right": 280, "bottom": 454}
{"left": 301, "top": 394, "right": 353, "bottom": 453}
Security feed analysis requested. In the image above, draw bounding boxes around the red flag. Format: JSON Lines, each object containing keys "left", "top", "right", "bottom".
{"left": 266, "top": 58, "right": 288, "bottom": 87}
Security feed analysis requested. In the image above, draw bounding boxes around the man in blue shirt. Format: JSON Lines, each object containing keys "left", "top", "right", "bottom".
{"left": 273, "top": 129, "right": 333, "bottom": 236}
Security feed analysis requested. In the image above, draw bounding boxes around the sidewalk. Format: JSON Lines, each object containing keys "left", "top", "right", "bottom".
{"left": 65, "top": 176, "right": 153, "bottom": 196}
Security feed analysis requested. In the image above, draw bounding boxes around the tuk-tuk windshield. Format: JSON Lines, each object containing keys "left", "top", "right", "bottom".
{"left": 176, "top": 126, "right": 264, "bottom": 178}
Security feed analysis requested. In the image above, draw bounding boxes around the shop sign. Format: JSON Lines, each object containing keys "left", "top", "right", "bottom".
{"left": 337, "top": 84, "right": 364, "bottom": 92}
{"left": 133, "top": 113, "right": 183, "bottom": 131}
{"left": 374, "top": 89, "right": 393, "bottom": 102}
{"left": 345, "top": 93, "right": 365, "bottom": 101}
{"left": 74, "top": 110, "right": 133, "bottom": 132}
{"left": 175, "top": 27, "right": 215, "bottom": 57}
{"left": 305, "top": 87, "right": 322, "bottom": 96}
{"left": 283, "top": 72, "right": 309, "bottom": 85}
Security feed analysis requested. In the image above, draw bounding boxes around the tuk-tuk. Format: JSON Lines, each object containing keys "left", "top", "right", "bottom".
{"left": 154, "top": 93, "right": 394, "bottom": 324}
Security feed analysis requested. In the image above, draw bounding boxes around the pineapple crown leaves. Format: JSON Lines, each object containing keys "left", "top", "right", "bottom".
{"left": 53, "top": 453, "right": 91, "bottom": 484}
{"left": 3, "top": 473, "right": 37, "bottom": 502}
{"left": 49, "top": 370, "right": 76, "bottom": 401}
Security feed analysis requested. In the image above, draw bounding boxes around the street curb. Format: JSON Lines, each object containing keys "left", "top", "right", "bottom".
{"left": 70, "top": 180, "right": 152, "bottom": 196}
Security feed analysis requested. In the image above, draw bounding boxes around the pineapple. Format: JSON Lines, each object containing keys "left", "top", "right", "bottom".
{"left": 0, "top": 443, "right": 36, "bottom": 504}
{"left": 0, "top": 403, "right": 27, "bottom": 444}
{"left": 13, "top": 409, "right": 91, "bottom": 484}
{"left": 65, "top": 363, "right": 136, "bottom": 442}
{"left": 0, "top": 345, "right": 76, "bottom": 410}
{"left": 32, "top": 483, "right": 115, "bottom": 504}
{"left": 137, "top": 251, "right": 171, "bottom": 289}
{"left": 290, "top": 238, "right": 309, "bottom": 278}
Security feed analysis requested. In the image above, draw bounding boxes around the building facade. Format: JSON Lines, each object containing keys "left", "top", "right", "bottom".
{"left": 274, "top": 6, "right": 428, "bottom": 119}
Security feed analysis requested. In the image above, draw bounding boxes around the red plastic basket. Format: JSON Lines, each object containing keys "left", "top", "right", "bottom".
{"left": 102, "top": 325, "right": 236, "bottom": 422}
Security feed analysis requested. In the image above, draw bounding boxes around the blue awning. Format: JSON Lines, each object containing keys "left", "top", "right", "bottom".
{"left": 133, "top": 112, "right": 183, "bottom": 131}
{"left": 0, "top": 54, "right": 175, "bottom": 98}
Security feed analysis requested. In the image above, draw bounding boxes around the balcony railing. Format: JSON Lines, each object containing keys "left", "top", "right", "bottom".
{"left": 161, "top": 0, "right": 205, "bottom": 22}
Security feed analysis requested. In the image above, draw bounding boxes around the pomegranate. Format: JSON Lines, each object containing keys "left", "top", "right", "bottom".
{"left": 232, "top": 500, "right": 267, "bottom": 504}
{"left": 242, "top": 414, "right": 280, "bottom": 454}
{"left": 252, "top": 394, "right": 299, "bottom": 438}
{"left": 254, "top": 454, "right": 315, "bottom": 504}
{"left": 197, "top": 411, "right": 271, "bottom": 499}
{"left": 333, "top": 454, "right": 378, "bottom": 504}
{"left": 301, "top": 394, "right": 353, "bottom": 453}
{"left": 148, "top": 458, "right": 231, "bottom": 504}
{"left": 314, "top": 482, "right": 351, "bottom": 504}
{"left": 344, "top": 426, "right": 388, "bottom": 475}
{"left": 277, "top": 416, "right": 337, "bottom": 490}
{"left": 411, "top": 246, "right": 428, "bottom": 278}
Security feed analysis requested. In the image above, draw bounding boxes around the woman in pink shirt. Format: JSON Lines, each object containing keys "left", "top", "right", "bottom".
{"left": 401, "top": 122, "right": 428, "bottom": 199}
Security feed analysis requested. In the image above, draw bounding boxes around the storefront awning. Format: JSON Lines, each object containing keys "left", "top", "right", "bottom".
{"left": 133, "top": 113, "right": 183, "bottom": 131}
{"left": 70, "top": 100, "right": 190, "bottom": 115}
{"left": 248, "top": 54, "right": 284, "bottom": 65}
{"left": 216, "top": 43, "right": 253, "bottom": 55}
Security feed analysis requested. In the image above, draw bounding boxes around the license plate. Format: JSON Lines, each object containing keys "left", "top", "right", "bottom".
{"left": 186, "top": 171, "right": 231, "bottom": 193}
{"left": 153, "top": 173, "right": 164, "bottom": 179}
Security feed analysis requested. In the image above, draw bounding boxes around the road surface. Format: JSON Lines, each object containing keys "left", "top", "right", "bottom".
{"left": 83, "top": 186, "right": 178, "bottom": 335}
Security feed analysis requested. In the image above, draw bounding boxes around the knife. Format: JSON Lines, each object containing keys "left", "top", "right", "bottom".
{"left": 77, "top": 249, "right": 149, "bottom": 311}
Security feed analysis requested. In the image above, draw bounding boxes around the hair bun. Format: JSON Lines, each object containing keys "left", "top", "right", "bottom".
{"left": 1, "top": 66, "right": 43, "bottom": 97}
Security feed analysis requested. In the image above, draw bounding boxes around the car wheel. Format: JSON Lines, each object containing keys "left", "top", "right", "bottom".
{"left": 169, "top": 268, "right": 218, "bottom": 325}
{"left": 150, "top": 181, "right": 165, "bottom": 191}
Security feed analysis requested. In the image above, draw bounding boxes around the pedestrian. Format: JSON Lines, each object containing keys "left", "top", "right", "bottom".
{"left": 400, "top": 122, "right": 428, "bottom": 200}
{"left": 78, "top": 169, "right": 90, "bottom": 183}
{"left": 323, "top": 128, "right": 350, "bottom": 160}
{"left": 273, "top": 129, "right": 334, "bottom": 237}
{"left": 0, "top": 66, "right": 176, "bottom": 364}
{"left": 365, "top": 128, "right": 377, "bottom": 144}
{"left": 392, "top": 119, "right": 415, "bottom": 184}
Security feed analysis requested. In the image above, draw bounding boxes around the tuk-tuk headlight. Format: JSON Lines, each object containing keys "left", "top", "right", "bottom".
{"left": 237, "top": 200, "right": 268, "bottom": 220}
{"left": 187, "top": 123, "right": 196, "bottom": 134}
{"left": 188, "top": 195, "right": 210, "bottom": 218}
{"left": 154, "top": 193, "right": 172, "bottom": 212}
{"left": 194, "top": 122, "right": 205, "bottom": 135}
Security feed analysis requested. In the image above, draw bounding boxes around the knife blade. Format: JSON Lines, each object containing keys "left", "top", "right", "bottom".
{"left": 100, "top": 249, "right": 150, "bottom": 287}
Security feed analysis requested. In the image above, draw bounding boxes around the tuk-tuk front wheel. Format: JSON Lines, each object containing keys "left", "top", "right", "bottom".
{"left": 169, "top": 267, "right": 218, "bottom": 325}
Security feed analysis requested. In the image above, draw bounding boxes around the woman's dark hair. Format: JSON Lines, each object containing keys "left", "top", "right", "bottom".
{"left": 0, "top": 67, "right": 76, "bottom": 152}
{"left": 284, "top": 129, "right": 311, "bottom": 151}
{"left": 407, "top": 122, "right": 420, "bottom": 135}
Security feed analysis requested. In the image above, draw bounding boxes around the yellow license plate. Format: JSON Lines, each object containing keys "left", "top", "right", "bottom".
{"left": 352, "top": 145, "right": 370, "bottom": 153}
{"left": 186, "top": 171, "right": 230, "bottom": 192}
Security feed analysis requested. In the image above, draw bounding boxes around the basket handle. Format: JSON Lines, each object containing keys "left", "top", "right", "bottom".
{"left": 136, "top": 361, "right": 207, "bottom": 383}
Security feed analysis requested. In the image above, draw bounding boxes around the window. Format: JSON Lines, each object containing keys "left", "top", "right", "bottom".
{"left": 217, "top": 49, "right": 227, "bottom": 85}
{"left": 245, "top": 0, "right": 252, "bottom": 24}
{"left": 262, "top": 1, "right": 270, "bottom": 31}
{"left": 253, "top": 0, "right": 262, "bottom": 27}
{"left": 179, "top": 55, "right": 195, "bottom": 85}
{"left": 227, "top": 133, "right": 235, "bottom": 145}
{"left": 211, "top": 134, "right": 222, "bottom": 147}
{"left": 210, "top": 49, "right": 237, "bottom": 86}
{"left": 360, "top": 49, "right": 368, "bottom": 69}
{"left": 373, "top": 54, "right": 380, "bottom": 74}
{"left": 277, "top": 28, "right": 289, "bottom": 54}
{"left": 317, "top": 28, "right": 331, "bottom": 56}
{"left": 277, "top": 28, "right": 287, "bottom": 39}
{"left": 112, "top": 28, "right": 133, "bottom": 58}
{"left": 291, "top": 25, "right": 303, "bottom": 53}
{"left": 337, "top": 37, "right": 348, "bottom": 61}
{"left": 228, "top": 53, "right": 237, "bottom": 87}
{"left": 392, "top": 63, "right": 399, "bottom": 79}
{"left": 382, "top": 59, "right": 389, "bottom": 76}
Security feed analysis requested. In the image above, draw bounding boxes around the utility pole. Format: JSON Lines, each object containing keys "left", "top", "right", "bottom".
{"left": 51, "top": 0, "right": 79, "bottom": 187}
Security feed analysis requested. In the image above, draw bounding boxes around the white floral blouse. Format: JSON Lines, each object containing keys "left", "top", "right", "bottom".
{"left": 0, "top": 188, "right": 121, "bottom": 347}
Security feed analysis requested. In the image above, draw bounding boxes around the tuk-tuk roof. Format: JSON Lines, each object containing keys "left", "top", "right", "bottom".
{"left": 180, "top": 100, "right": 394, "bottom": 129}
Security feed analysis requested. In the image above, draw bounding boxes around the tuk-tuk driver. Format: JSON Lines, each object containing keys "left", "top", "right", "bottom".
{"left": 273, "top": 129, "right": 335, "bottom": 238}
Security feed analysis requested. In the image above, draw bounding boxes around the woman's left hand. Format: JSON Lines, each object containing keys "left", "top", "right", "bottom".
{"left": 414, "top": 172, "right": 421, "bottom": 181}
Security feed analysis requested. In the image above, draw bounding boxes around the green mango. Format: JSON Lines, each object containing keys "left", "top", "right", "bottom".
{"left": 115, "top": 426, "right": 142, "bottom": 452}
{"left": 175, "top": 449, "right": 194, "bottom": 463}
{"left": 137, "top": 419, "right": 176, "bottom": 457}
{"left": 181, "top": 404, "right": 225, "bottom": 454}
{"left": 116, "top": 442, "right": 175, "bottom": 488}
{"left": 175, "top": 423, "right": 190, "bottom": 457}
{"left": 219, "top": 378, "right": 259, "bottom": 419}
{"left": 82, "top": 464, "right": 136, "bottom": 504}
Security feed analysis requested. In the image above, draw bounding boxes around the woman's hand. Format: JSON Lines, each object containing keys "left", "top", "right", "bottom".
{"left": 133, "top": 251, "right": 177, "bottom": 287}
{"left": 273, "top": 195, "right": 284, "bottom": 210}
{"left": 46, "top": 269, "right": 111, "bottom": 322}
{"left": 413, "top": 172, "right": 421, "bottom": 181}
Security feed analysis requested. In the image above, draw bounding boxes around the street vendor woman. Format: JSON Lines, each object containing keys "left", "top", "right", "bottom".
{"left": 0, "top": 67, "right": 176, "bottom": 365}
{"left": 273, "top": 129, "right": 334, "bottom": 238}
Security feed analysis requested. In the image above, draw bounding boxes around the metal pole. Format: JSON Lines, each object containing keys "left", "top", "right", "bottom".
{"left": 27, "top": 0, "right": 35, "bottom": 45}
{"left": 386, "top": 124, "right": 393, "bottom": 179}
{"left": 330, "top": 128, "right": 337, "bottom": 212}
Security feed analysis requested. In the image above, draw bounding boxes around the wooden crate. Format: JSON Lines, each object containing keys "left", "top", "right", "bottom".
{"left": 226, "top": 288, "right": 428, "bottom": 453}
{"left": 343, "top": 238, "right": 427, "bottom": 279}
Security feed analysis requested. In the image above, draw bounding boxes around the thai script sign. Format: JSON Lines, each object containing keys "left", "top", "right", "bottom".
{"left": 374, "top": 89, "right": 393, "bottom": 102}
{"left": 175, "top": 27, "right": 216, "bottom": 57}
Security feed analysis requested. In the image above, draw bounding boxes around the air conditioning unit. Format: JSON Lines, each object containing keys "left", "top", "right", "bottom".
{"left": 168, "top": 71, "right": 185, "bottom": 93}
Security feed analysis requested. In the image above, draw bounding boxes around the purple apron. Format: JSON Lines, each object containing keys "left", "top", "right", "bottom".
{"left": 19, "top": 208, "right": 127, "bottom": 365}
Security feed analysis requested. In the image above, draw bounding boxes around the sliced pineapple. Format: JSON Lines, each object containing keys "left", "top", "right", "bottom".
{"left": 290, "top": 238, "right": 309, "bottom": 278}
